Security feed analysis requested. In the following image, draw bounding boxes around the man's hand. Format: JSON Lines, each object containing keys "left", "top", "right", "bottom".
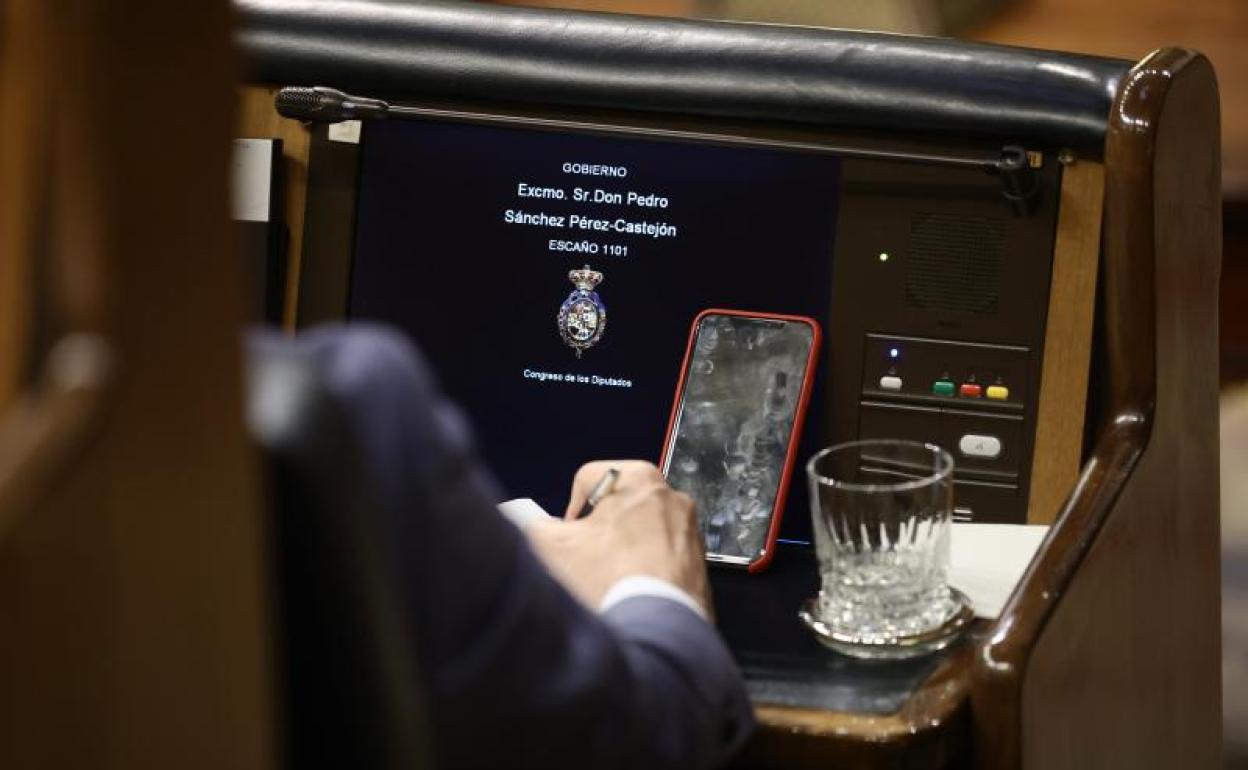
{"left": 523, "top": 461, "right": 712, "bottom": 616}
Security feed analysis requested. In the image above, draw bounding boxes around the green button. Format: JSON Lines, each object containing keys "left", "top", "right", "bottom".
{"left": 932, "top": 380, "right": 956, "bottom": 396}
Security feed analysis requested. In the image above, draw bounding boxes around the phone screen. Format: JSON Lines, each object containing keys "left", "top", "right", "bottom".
{"left": 662, "top": 313, "right": 816, "bottom": 567}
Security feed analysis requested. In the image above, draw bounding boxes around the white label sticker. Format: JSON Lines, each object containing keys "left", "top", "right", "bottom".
{"left": 328, "top": 120, "right": 363, "bottom": 144}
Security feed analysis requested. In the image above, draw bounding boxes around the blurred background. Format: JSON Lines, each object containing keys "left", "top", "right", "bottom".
{"left": 490, "top": 0, "right": 1248, "bottom": 760}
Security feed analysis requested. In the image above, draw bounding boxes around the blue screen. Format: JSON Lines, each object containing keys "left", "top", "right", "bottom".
{"left": 349, "top": 118, "right": 840, "bottom": 541}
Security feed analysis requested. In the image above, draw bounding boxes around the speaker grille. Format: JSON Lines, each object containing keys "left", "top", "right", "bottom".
{"left": 905, "top": 213, "right": 1005, "bottom": 315}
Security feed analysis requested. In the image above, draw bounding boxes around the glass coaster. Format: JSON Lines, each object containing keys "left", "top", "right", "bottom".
{"left": 797, "top": 587, "right": 975, "bottom": 660}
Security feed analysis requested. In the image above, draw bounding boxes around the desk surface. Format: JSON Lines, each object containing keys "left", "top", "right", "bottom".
{"left": 715, "top": 544, "right": 976, "bottom": 769}
{"left": 712, "top": 545, "right": 947, "bottom": 714}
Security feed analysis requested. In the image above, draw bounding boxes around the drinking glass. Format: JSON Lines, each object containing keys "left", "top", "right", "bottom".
{"left": 800, "top": 439, "right": 972, "bottom": 659}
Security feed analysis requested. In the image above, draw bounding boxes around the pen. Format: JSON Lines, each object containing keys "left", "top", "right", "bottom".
{"left": 577, "top": 467, "right": 620, "bottom": 519}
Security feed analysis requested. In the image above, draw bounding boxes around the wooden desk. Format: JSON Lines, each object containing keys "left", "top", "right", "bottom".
{"left": 733, "top": 48, "right": 1224, "bottom": 769}
{"left": 233, "top": 7, "right": 1223, "bottom": 765}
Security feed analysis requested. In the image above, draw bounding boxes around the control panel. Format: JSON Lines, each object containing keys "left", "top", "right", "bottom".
{"left": 828, "top": 155, "right": 1062, "bottom": 523}
{"left": 858, "top": 333, "right": 1029, "bottom": 521}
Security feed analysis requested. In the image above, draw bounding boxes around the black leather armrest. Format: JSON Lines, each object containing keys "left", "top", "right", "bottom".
{"left": 234, "top": 0, "right": 1130, "bottom": 151}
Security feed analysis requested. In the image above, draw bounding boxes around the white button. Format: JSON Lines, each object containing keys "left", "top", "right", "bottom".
{"left": 879, "top": 375, "right": 903, "bottom": 391}
{"left": 959, "top": 434, "right": 1002, "bottom": 458}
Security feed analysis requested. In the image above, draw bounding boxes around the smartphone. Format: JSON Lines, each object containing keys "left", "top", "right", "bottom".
{"left": 659, "top": 309, "right": 821, "bottom": 572}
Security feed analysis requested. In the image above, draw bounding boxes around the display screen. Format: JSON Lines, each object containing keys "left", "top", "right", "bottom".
{"left": 663, "top": 314, "right": 815, "bottom": 563}
{"left": 349, "top": 117, "right": 840, "bottom": 541}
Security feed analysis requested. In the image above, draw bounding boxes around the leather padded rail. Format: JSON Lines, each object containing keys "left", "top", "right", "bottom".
{"left": 235, "top": 0, "right": 1130, "bottom": 153}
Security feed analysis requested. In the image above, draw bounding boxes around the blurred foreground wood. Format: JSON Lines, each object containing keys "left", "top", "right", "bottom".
{"left": 0, "top": 1, "right": 275, "bottom": 767}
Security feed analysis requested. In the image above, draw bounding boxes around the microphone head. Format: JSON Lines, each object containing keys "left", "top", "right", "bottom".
{"left": 275, "top": 87, "right": 321, "bottom": 114}
{"left": 274, "top": 86, "right": 388, "bottom": 123}
{"left": 275, "top": 86, "right": 341, "bottom": 121}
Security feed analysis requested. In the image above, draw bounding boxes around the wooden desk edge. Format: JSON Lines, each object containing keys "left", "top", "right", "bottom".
{"left": 752, "top": 627, "right": 978, "bottom": 743}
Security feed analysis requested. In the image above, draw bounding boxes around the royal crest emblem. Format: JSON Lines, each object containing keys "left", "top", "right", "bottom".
{"left": 557, "top": 265, "right": 607, "bottom": 357}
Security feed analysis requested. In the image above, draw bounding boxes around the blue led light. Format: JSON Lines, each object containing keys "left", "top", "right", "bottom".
{"left": 889, "top": 347, "right": 900, "bottom": 359}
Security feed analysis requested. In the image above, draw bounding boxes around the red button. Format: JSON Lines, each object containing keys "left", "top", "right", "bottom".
{"left": 960, "top": 383, "right": 983, "bottom": 397}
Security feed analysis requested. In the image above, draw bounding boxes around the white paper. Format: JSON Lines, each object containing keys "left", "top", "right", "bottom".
{"left": 949, "top": 523, "right": 1050, "bottom": 619}
{"left": 498, "top": 497, "right": 553, "bottom": 529}
{"left": 229, "top": 138, "right": 274, "bottom": 223}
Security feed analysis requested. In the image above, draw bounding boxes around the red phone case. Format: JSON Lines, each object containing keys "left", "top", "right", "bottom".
{"left": 659, "top": 308, "right": 822, "bottom": 573}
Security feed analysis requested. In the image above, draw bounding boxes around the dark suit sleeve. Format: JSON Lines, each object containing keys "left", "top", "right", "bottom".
{"left": 284, "top": 324, "right": 753, "bottom": 770}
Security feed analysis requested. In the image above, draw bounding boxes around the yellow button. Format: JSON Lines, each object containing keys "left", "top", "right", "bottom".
{"left": 986, "top": 385, "right": 1010, "bottom": 401}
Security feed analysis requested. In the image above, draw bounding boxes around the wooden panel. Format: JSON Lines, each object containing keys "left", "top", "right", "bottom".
{"left": 1027, "top": 160, "right": 1104, "bottom": 524}
{"left": 971, "top": 48, "right": 1222, "bottom": 770}
{"left": 0, "top": 1, "right": 276, "bottom": 768}
{"left": 0, "top": 0, "right": 49, "bottom": 409}
{"left": 237, "top": 85, "right": 311, "bottom": 329}
{"left": 1021, "top": 50, "right": 1222, "bottom": 770}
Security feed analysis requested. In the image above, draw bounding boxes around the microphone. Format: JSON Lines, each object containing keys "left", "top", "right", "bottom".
{"left": 274, "top": 86, "right": 389, "bottom": 123}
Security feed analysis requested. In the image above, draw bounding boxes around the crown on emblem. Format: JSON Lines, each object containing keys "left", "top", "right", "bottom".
{"left": 568, "top": 265, "right": 604, "bottom": 291}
